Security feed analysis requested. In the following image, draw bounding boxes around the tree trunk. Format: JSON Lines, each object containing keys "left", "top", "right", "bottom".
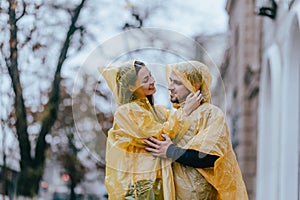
{"left": 70, "top": 176, "right": 76, "bottom": 200}
{"left": 16, "top": 166, "right": 44, "bottom": 196}
{"left": 5, "top": 0, "right": 86, "bottom": 197}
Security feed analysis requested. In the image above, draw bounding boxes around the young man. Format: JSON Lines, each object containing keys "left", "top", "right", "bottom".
{"left": 145, "top": 61, "right": 248, "bottom": 200}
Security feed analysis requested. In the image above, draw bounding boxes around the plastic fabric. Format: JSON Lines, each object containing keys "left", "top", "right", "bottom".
{"left": 167, "top": 61, "right": 249, "bottom": 200}
{"left": 99, "top": 60, "right": 137, "bottom": 105}
{"left": 105, "top": 99, "right": 191, "bottom": 200}
{"left": 99, "top": 61, "right": 190, "bottom": 199}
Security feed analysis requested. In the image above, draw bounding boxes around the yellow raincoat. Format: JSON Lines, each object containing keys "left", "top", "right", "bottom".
{"left": 167, "top": 61, "right": 248, "bottom": 200}
{"left": 99, "top": 60, "right": 189, "bottom": 200}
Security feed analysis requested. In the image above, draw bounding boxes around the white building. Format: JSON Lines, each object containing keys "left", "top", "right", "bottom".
{"left": 256, "top": 1, "right": 300, "bottom": 199}
{"left": 226, "top": 0, "right": 300, "bottom": 199}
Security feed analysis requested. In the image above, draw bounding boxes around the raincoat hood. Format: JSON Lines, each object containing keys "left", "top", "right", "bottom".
{"left": 98, "top": 60, "right": 138, "bottom": 105}
{"left": 166, "top": 61, "right": 212, "bottom": 106}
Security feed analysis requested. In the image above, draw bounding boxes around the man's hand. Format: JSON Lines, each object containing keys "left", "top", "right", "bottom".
{"left": 183, "top": 90, "right": 203, "bottom": 116}
{"left": 144, "top": 134, "right": 173, "bottom": 158}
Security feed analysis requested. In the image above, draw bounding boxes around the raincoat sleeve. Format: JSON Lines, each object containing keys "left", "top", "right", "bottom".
{"left": 114, "top": 103, "right": 190, "bottom": 147}
{"left": 184, "top": 104, "right": 248, "bottom": 199}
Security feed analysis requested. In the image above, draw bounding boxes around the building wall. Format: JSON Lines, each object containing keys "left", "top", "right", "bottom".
{"left": 225, "top": 0, "right": 262, "bottom": 199}
{"left": 226, "top": 0, "right": 300, "bottom": 199}
{"left": 257, "top": 1, "right": 300, "bottom": 199}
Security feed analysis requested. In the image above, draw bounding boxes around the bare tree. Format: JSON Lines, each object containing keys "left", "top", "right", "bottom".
{"left": 2, "top": 0, "right": 87, "bottom": 196}
{"left": 1, "top": 0, "right": 190, "bottom": 197}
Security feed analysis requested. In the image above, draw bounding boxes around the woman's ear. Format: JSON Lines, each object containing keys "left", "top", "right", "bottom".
{"left": 128, "top": 85, "right": 136, "bottom": 92}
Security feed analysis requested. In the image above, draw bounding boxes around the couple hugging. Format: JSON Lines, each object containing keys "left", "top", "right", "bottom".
{"left": 99, "top": 60, "right": 248, "bottom": 200}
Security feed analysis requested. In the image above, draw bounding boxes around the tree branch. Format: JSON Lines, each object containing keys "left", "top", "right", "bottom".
{"left": 122, "top": 6, "right": 143, "bottom": 30}
{"left": 19, "top": 26, "right": 37, "bottom": 48}
{"left": 34, "top": 0, "right": 87, "bottom": 167}
{"left": 7, "top": 0, "right": 32, "bottom": 168}
{"left": 16, "top": 0, "right": 26, "bottom": 22}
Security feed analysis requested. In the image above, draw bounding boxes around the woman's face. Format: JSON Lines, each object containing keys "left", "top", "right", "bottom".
{"left": 133, "top": 66, "right": 156, "bottom": 97}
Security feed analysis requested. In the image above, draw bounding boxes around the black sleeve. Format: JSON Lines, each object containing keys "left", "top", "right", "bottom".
{"left": 166, "top": 144, "right": 219, "bottom": 168}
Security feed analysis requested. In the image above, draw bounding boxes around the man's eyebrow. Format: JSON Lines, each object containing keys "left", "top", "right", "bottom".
{"left": 169, "top": 77, "right": 180, "bottom": 81}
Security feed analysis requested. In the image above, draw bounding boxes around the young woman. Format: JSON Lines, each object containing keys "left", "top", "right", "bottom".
{"left": 99, "top": 60, "right": 202, "bottom": 200}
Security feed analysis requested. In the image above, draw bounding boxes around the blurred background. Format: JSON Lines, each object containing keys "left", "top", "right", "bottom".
{"left": 0, "top": 0, "right": 299, "bottom": 199}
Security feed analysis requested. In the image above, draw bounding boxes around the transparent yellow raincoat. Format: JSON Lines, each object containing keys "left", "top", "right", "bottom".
{"left": 166, "top": 61, "right": 248, "bottom": 200}
{"left": 99, "top": 60, "right": 189, "bottom": 200}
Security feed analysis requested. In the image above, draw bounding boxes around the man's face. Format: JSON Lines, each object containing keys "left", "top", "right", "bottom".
{"left": 168, "top": 71, "right": 190, "bottom": 104}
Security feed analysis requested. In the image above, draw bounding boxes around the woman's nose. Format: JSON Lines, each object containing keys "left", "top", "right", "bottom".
{"left": 168, "top": 83, "right": 174, "bottom": 91}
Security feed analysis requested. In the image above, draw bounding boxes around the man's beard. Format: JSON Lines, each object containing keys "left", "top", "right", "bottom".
{"left": 170, "top": 98, "right": 179, "bottom": 104}
{"left": 170, "top": 92, "right": 190, "bottom": 104}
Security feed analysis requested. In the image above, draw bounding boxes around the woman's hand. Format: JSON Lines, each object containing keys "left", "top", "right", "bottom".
{"left": 144, "top": 134, "right": 173, "bottom": 158}
{"left": 183, "top": 90, "right": 203, "bottom": 116}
